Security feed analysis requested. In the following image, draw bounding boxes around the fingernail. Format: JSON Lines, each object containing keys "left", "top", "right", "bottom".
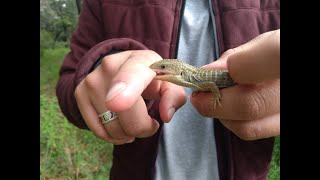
{"left": 167, "top": 107, "right": 175, "bottom": 121}
{"left": 106, "top": 82, "right": 126, "bottom": 102}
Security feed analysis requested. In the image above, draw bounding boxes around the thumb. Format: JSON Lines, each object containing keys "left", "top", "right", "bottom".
{"left": 201, "top": 48, "right": 235, "bottom": 70}
{"left": 227, "top": 30, "right": 280, "bottom": 84}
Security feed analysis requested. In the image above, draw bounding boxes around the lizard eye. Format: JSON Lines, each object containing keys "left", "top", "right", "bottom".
{"left": 160, "top": 65, "right": 165, "bottom": 69}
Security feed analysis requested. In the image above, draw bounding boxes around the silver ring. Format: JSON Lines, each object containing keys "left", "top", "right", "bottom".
{"left": 98, "top": 111, "right": 118, "bottom": 124}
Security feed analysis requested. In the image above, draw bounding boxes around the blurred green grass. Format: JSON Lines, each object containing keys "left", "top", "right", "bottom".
{"left": 40, "top": 48, "right": 279, "bottom": 179}
{"left": 40, "top": 48, "right": 113, "bottom": 179}
{"left": 40, "top": 48, "right": 69, "bottom": 95}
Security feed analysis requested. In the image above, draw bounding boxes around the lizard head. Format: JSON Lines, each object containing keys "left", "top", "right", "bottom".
{"left": 149, "top": 59, "right": 186, "bottom": 80}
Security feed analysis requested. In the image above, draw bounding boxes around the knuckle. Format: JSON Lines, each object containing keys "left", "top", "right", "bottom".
{"left": 83, "top": 74, "right": 99, "bottom": 91}
{"left": 74, "top": 85, "right": 82, "bottom": 99}
{"left": 100, "top": 57, "right": 116, "bottom": 75}
{"left": 74, "top": 80, "right": 87, "bottom": 99}
{"left": 139, "top": 125, "right": 156, "bottom": 136}
{"left": 100, "top": 56, "right": 111, "bottom": 69}
{"left": 112, "top": 141, "right": 126, "bottom": 145}
{"left": 233, "top": 126, "right": 258, "bottom": 141}
{"left": 238, "top": 91, "right": 267, "bottom": 120}
{"left": 106, "top": 127, "right": 130, "bottom": 140}
{"left": 121, "top": 125, "right": 138, "bottom": 137}
{"left": 224, "top": 49, "right": 236, "bottom": 56}
{"left": 94, "top": 130, "right": 108, "bottom": 140}
{"left": 122, "top": 124, "right": 152, "bottom": 137}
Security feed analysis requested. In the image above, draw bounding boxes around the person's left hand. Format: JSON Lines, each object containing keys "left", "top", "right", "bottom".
{"left": 190, "top": 30, "right": 280, "bottom": 140}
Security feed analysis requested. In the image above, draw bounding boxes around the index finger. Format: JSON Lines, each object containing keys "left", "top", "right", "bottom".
{"left": 104, "top": 50, "right": 162, "bottom": 111}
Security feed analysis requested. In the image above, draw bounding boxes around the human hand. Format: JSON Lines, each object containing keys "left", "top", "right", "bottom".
{"left": 191, "top": 30, "right": 280, "bottom": 140}
{"left": 75, "top": 50, "right": 186, "bottom": 145}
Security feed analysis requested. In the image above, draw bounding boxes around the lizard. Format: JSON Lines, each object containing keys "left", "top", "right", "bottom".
{"left": 149, "top": 59, "right": 236, "bottom": 108}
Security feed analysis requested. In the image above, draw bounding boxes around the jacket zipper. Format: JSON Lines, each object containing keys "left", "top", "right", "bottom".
{"left": 208, "top": 0, "right": 231, "bottom": 180}
{"left": 208, "top": 0, "right": 220, "bottom": 59}
{"left": 174, "top": 0, "right": 186, "bottom": 58}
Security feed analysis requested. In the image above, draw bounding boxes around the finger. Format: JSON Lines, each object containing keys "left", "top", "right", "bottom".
{"left": 104, "top": 50, "right": 162, "bottom": 112}
{"left": 118, "top": 96, "right": 160, "bottom": 138}
{"left": 83, "top": 67, "right": 111, "bottom": 113}
{"left": 141, "top": 80, "right": 162, "bottom": 100}
{"left": 103, "top": 128, "right": 132, "bottom": 145}
{"left": 201, "top": 48, "right": 236, "bottom": 69}
{"left": 143, "top": 80, "right": 187, "bottom": 123}
{"left": 219, "top": 113, "right": 280, "bottom": 140}
{"left": 103, "top": 119, "right": 135, "bottom": 142}
{"left": 190, "top": 79, "right": 280, "bottom": 120}
{"left": 84, "top": 68, "right": 135, "bottom": 143}
{"left": 84, "top": 51, "right": 138, "bottom": 112}
{"left": 74, "top": 85, "right": 130, "bottom": 145}
{"left": 159, "top": 82, "right": 187, "bottom": 122}
{"left": 227, "top": 30, "right": 280, "bottom": 84}
{"left": 100, "top": 50, "right": 136, "bottom": 75}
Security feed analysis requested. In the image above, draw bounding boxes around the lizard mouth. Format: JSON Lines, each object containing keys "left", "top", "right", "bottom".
{"left": 151, "top": 69, "right": 176, "bottom": 76}
{"left": 153, "top": 71, "right": 182, "bottom": 81}
{"left": 150, "top": 68, "right": 170, "bottom": 76}
{"left": 155, "top": 72, "right": 167, "bottom": 76}
{"left": 154, "top": 72, "right": 171, "bottom": 80}
{"left": 152, "top": 70, "right": 176, "bottom": 80}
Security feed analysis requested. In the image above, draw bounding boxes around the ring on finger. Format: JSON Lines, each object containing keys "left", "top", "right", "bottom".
{"left": 98, "top": 111, "right": 118, "bottom": 124}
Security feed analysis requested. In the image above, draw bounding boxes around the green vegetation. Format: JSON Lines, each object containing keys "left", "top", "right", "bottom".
{"left": 40, "top": 2, "right": 115, "bottom": 178}
{"left": 269, "top": 136, "right": 280, "bottom": 179}
{"left": 40, "top": 48, "right": 114, "bottom": 179}
{"left": 40, "top": 95, "right": 114, "bottom": 179}
{"left": 40, "top": 48, "right": 68, "bottom": 95}
{"left": 40, "top": 48, "right": 279, "bottom": 179}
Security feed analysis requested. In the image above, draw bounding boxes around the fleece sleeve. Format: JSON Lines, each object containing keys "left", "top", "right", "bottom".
{"left": 56, "top": 0, "right": 148, "bottom": 129}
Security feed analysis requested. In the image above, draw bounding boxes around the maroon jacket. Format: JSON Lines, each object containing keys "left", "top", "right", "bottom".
{"left": 56, "top": 0, "right": 280, "bottom": 179}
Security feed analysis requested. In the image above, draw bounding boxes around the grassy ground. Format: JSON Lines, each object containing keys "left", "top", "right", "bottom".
{"left": 40, "top": 48, "right": 68, "bottom": 95}
{"left": 40, "top": 48, "right": 280, "bottom": 179}
{"left": 40, "top": 48, "right": 114, "bottom": 179}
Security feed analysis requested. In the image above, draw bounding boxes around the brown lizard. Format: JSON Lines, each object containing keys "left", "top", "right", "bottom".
{"left": 149, "top": 59, "right": 236, "bottom": 108}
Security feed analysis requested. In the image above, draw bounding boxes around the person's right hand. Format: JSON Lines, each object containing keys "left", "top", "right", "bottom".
{"left": 74, "top": 50, "right": 187, "bottom": 145}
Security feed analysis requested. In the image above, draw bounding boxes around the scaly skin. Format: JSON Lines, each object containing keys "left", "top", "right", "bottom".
{"left": 149, "top": 59, "right": 236, "bottom": 108}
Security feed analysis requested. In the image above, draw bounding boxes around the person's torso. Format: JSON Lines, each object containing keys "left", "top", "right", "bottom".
{"left": 155, "top": 0, "right": 219, "bottom": 179}
{"left": 99, "top": 0, "right": 280, "bottom": 179}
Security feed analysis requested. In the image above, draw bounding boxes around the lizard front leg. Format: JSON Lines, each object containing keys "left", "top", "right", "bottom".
{"left": 197, "top": 82, "right": 222, "bottom": 109}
